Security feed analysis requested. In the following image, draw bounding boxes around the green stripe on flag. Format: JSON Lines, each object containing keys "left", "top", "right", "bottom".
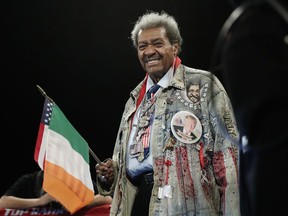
{"left": 49, "top": 104, "right": 90, "bottom": 164}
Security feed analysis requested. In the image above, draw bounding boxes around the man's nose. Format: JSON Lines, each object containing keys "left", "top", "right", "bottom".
{"left": 144, "top": 45, "right": 156, "bottom": 55}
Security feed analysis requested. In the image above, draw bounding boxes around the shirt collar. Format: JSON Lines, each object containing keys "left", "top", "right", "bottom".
{"left": 146, "top": 65, "right": 174, "bottom": 93}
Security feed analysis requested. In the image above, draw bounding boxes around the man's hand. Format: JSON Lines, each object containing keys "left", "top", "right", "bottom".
{"left": 95, "top": 159, "right": 114, "bottom": 183}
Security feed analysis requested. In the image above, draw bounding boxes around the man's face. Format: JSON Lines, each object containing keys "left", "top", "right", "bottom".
{"left": 184, "top": 117, "right": 196, "bottom": 133}
{"left": 137, "top": 27, "right": 178, "bottom": 82}
{"left": 187, "top": 84, "right": 200, "bottom": 103}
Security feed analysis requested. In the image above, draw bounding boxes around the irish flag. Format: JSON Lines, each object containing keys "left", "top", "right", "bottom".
{"left": 34, "top": 96, "right": 95, "bottom": 214}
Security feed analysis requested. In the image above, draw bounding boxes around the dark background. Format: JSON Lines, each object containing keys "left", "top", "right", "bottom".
{"left": 1, "top": 0, "right": 233, "bottom": 195}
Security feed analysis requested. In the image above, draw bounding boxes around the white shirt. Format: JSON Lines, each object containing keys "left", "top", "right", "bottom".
{"left": 126, "top": 67, "right": 174, "bottom": 179}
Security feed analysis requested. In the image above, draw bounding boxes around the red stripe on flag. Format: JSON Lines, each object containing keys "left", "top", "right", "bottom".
{"left": 34, "top": 122, "right": 45, "bottom": 163}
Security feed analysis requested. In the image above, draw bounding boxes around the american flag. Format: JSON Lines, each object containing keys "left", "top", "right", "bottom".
{"left": 143, "top": 127, "right": 150, "bottom": 158}
{"left": 34, "top": 97, "right": 53, "bottom": 169}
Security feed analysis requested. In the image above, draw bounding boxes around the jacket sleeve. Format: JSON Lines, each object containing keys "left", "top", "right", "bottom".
{"left": 209, "top": 88, "right": 240, "bottom": 216}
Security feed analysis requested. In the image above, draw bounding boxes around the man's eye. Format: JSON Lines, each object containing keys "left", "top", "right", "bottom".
{"left": 138, "top": 45, "right": 146, "bottom": 50}
{"left": 154, "top": 42, "right": 163, "bottom": 47}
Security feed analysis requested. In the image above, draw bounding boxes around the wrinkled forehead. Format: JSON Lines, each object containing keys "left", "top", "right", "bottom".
{"left": 137, "top": 27, "right": 167, "bottom": 42}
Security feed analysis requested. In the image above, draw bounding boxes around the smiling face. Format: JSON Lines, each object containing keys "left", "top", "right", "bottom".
{"left": 137, "top": 27, "right": 179, "bottom": 83}
{"left": 187, "top": 84, "right": 200, "bottom": 103}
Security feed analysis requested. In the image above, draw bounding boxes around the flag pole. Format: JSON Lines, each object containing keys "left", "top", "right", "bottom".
{"left": 88, "top": 147, "right": 102, "bottom": 164}
{"left": 36, "top": 85, "right": 54, "bottom": 102}
{"left": 36, "top": 84, "right": 103, "bottom": 164}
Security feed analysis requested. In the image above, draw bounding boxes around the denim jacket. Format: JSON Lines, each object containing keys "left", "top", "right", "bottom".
{"left": 97, "top": 63, "right": 240, "bottom": 216}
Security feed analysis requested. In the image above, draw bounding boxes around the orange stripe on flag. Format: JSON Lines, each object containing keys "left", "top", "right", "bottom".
{"left": 43, "top": 161, "right": 94, "bottom": 214}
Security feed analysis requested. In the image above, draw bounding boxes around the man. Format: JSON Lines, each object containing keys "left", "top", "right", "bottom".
{"left": 96, "top": 10, "right": 240, "bottom": 216}
{"left": 0, "top": 170, "right": 112, "bottom": 210}
{"left": 211, "top": 0, "right": 288, "bottom": 215}
{"left": 0, "top": 171, "right": 58, "bottom": 209}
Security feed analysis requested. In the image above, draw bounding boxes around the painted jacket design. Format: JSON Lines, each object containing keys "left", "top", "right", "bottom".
{"left": 97, "top": 64, "right": 240, "bottom": 216}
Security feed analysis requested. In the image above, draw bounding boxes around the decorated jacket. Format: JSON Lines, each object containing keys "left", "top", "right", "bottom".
{"left": 97, "top": 62, "right": 240, "bottom": 216}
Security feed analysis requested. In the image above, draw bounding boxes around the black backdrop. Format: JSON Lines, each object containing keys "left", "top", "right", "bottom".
{"left": 0, "top": 0, "right": 232, "bottom": 195}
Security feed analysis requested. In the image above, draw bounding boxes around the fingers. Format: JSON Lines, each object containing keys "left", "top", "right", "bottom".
{"left": 95, "top": 159, "right": 112, "bottom": 172}
{"left": 95, "top": 159, "right": 114, "bottom": 182}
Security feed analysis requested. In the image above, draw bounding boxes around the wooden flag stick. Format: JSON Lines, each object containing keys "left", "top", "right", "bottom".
{"left": 88, "top": 147, "right": 102, "bottom": 164}
{"left": 36, "top": 85, "right": 54, "bottom": 102}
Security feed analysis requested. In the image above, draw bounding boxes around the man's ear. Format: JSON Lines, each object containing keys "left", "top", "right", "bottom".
{"left": 173, "top": 43, "right": 179, "bottom": 56}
